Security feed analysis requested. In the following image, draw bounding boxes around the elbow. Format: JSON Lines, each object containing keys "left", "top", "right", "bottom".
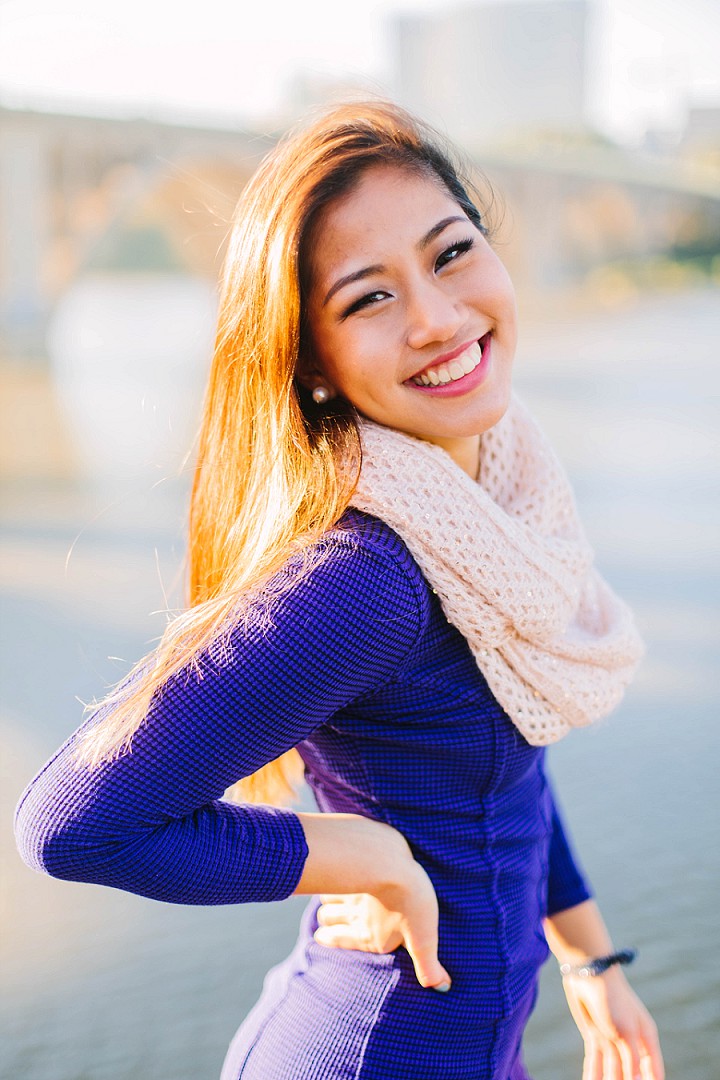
{"left": 14, "top": 772, "right": 101, "bottom": 883}
{"left": 15, "top": 794, "right": 68, "bottom": 881}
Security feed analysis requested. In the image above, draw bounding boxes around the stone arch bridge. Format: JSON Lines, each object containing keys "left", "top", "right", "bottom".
{"left": 1, "top": 104, "right": 718, "bottom": 356}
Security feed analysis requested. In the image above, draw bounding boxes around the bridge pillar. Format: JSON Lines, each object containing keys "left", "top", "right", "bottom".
{"left": 0, "top": 118, "right": 51, "bottom": 357}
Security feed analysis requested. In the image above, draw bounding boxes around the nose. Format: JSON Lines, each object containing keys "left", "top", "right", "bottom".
{"left": 405, "top": 279, "right": 465, "bottom": 351}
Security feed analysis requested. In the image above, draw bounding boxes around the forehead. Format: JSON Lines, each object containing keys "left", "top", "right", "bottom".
{"left": 307, "top": 165, "right": 461, "bottom": 281}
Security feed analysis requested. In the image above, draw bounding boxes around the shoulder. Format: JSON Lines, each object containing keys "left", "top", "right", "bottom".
{"left": 325, "top": 507, "right": 431, "bottom": 614}
{"left": 217, "top": 509, "right": 431, "bottom": 685}
{"left": 331, "top": 507, "right": 427, "bottom": 575}
{"left": 264, "top": 507, "right": 432, "bottom": 646}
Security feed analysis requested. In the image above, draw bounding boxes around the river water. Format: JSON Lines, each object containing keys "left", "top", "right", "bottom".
{"left": 2, "top": 285, "right": 718, "bottom": 1078}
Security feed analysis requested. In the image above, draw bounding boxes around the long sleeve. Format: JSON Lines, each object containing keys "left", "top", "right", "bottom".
{"left": 545, "top": 779, "right": 593, "bottom": 916}
{"left": 14, "top": 535, "right": 425, "bottom": 906}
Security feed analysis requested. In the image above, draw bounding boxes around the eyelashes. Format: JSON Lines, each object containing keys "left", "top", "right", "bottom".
{"left": 435, "top": 237, "right": 475, "bottom": 268}
{"left": 343, "top": 290, "right": 390, "bottom": 318}
{"left": 341, "top": 236, "right": 476, "bottom": 319}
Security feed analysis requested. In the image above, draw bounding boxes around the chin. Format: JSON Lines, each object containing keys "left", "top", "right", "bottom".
{"left": 481, "top": 399, "right": 513, "bottom": 434}
{"left": 432, "top": 388, "right": 513, "bottom": 439}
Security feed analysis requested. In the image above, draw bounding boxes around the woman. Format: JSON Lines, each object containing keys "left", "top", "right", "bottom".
{"left": 15, "top": 101, "right": 664, "bottom": 1080}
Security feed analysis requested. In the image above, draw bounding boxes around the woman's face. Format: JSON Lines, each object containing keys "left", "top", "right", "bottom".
{"left": 303, "top": 164, "right": 518, "bottom": 469}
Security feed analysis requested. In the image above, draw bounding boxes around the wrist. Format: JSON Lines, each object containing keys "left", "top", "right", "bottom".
{"left": 294, "top": 811, "right": 414, "bottom": 896}
{"left": 544, "top": 899, "right": 614, "bottom": 966}
{"left": 559, "top": 948, "right": 637, "bottom": 980}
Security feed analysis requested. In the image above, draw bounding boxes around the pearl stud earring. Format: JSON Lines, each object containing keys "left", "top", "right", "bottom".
{"left": 312, "top": 385, "right": 330, "bottom": 404}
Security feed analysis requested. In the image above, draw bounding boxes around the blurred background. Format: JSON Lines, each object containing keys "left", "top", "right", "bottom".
{"left": 1, "top": 1, "right": 718, "bottom": 1077}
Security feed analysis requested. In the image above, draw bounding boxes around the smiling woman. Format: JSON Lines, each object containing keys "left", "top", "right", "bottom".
{"left": 15, "top": 100, "right": 664, "bottom": 1080}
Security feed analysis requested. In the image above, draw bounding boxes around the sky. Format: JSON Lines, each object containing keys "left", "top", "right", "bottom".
{"left": 0, "top": 0, "right": 718, "bottom": 143}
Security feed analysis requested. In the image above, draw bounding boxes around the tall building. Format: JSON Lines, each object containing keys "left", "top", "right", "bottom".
{"left": 393, "top": 0, "right": 589, "bottom": 146}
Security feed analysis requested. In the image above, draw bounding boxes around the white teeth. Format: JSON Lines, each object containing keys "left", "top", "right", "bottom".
{"left": 410, "top": 338, "right": 485, "bottom": 388}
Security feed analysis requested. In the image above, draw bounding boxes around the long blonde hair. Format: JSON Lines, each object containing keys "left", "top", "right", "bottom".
{"left": 76, "top": 99, "right": 490, "bottom": 804}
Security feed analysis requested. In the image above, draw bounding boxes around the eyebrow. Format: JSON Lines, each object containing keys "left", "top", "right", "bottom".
{"left": 322, "top": 215, "right": 467, "bottom": 307}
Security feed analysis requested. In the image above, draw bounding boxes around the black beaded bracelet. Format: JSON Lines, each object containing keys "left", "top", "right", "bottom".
{"left": 559, "top": 948, "right": 637, "bottom": 979}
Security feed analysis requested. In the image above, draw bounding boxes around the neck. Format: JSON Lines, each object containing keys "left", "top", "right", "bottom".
{"left": 420, "top": 434, "right": 481, "bottom": 480}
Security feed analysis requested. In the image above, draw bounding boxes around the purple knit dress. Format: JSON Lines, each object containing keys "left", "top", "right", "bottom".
{"left": 15, "top": 509, "right": 591, "bottom": 1079}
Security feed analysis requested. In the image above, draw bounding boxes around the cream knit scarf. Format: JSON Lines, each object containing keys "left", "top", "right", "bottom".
{"left": 349, "top": 394, "right": 644, "bottom": 745}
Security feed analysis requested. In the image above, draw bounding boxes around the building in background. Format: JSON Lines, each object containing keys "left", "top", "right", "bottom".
{"left": 680, "top": 105, "right": 720, "bottom": 168}
{"left": 393, "top": 0, "right": 589, "bottom": 147}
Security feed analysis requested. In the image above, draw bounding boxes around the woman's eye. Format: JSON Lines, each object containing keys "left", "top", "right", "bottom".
{"left": 343, "top": 291, "right": 389, "bottom": 317}
{"left": 435, "top": 237, "right": 475, "bottom": 270}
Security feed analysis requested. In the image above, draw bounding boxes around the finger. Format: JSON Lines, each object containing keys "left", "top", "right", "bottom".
{"left": 602, "top": 1041, "right": 624, "bottom": 1080}
{"left": 621, "top": 1028, "right": 643, "bottom": 1080}
{"left": 581, "top": 1040, "right": 602, "bottom": 1080}
{"left": 318, "top": 893, "right": 353, "bottom": 904}
{"left": 639, "top": 1051, "right": 661, "bottom": 1080}
{"left": 316, "top": 905, "right": 349, "bottom": 928}
{"left": 314, "top": 925, "right": 368, "bottom": 950}
{"left": 638, "top": 1024, "right": 665, "bottom": 1080}
{"left": 402, "top": 925, "right": 451, "bottom": 991}
{"left": 618, "top": 1034, "right": 642, "bottom": 1080}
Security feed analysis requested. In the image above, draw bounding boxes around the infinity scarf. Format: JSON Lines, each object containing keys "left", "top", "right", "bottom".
{"left": 349, "top": 394, "right": 645, "bottom": 745}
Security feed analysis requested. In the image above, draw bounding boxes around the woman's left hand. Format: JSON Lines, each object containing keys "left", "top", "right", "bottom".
{"left": 562, "top": 967, "right": 664, "bottom": 1080}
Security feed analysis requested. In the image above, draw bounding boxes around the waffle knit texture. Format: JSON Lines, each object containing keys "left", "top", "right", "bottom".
{"left": 15, "top": 510, "right": 592, "bottom": 1079}
{"left": 351, "top": 395, "right": 645, "bottom": 745}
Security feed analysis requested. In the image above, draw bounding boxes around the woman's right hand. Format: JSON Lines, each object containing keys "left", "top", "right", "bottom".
{"left": 293, "top": 811, "right": 451, "bottom": 992}
{"left": 314, "top": 859, "right": 452, "bottom": 991}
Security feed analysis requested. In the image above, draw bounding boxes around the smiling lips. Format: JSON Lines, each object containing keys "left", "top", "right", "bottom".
{"left": 406, "top": 332, "right": 492, "bottom": 393}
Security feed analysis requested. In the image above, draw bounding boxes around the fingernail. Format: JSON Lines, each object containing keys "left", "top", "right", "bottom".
{"left": 431, "top": 981, "right": 451, "bottom": 993}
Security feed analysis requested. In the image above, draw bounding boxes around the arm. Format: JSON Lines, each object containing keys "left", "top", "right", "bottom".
{"left": 546, "top": 774, "right": 593, "bottom": 915}
{"left": 543, "top": 794, "right": 664, "bottom": 1080}
{"left": 14, "top": 539, "right": 425, "bottom": 907}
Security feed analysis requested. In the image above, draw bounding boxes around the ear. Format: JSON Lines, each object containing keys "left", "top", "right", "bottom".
{"left": 295, "top": 347, "right": 337, "bottom": 398}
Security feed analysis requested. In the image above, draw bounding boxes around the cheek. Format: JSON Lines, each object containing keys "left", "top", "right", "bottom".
{"left": 319, "top": 325, "right": 388, "bottom": 393}
{"left": 493, "top": 262, "right": 517, "bottom": 314}
{"left": 472, "top": 246, "right": 515, "bottom": 303}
